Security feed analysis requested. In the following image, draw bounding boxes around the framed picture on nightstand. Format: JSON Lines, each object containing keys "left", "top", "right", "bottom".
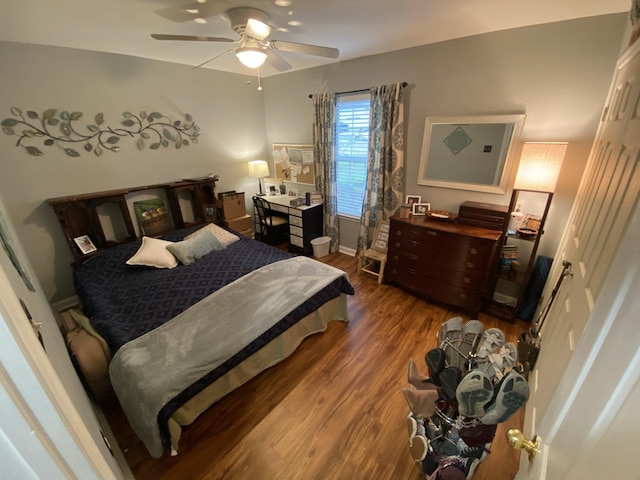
{"left": 74, "top": 235, "right": 97, "bottom": 255}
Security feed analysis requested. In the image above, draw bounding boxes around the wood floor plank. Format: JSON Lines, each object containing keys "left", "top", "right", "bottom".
{"left": 103, "top": 252, "right": 530, "bottom": 479}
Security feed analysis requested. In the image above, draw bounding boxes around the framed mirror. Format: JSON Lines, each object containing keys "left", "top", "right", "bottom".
{"left": 418, "top": 114, "right": 525, "bottom": 194}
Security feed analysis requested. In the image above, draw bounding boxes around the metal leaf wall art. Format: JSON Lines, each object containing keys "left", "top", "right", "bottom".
{"left": 1, "top": 107, "right": 201, "bottom": 156}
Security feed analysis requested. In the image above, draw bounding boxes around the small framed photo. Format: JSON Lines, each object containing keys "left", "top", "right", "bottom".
{"left": 406, "top": 195, "right": 421, "bottom": 207}
{"left": 265, "top": 182, "right": 280, "bottom": 196}
{"left": 74, "top": 235, "right": 97, "bottom": 255}
{"left": 288, "top": 188, "right": 298, "bottom": 197}
{"left": 412, "top": 203, "right": 430, "bottom": 216}
{"left": 204, "top": 204, "right": 216, "bottom": 222}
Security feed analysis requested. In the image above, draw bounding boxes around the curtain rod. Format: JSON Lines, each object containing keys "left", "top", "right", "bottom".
{"left": 308, "top": 81, "right": 407, "bottom": 98}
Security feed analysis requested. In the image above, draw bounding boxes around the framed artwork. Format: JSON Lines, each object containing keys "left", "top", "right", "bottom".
{"left": 74, "top": 235, "right": 97, "bottom": 255}
{"left": 412, "top": 203, "right": 430, "bottom": 216}
{"left": 405, "top": 195, "right": 421, "bottom": 207}
{"left": 264, "top": 182, "right": 280, "bottom": 196}
{"left": 133, "top": 198, "right": 172, "bottom": 236}
{"left": 288, "top": 188, "right": 298, "bottom": 197}
{"left": 372, "top": 222, "right": 390, "bottom": 252}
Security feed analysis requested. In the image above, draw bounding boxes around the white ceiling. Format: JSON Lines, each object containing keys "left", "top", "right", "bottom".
{"left": 0, "top": 0, "right": 629, "bottom": 77}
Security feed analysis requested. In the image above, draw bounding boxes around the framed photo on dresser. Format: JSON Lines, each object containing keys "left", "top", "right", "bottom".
{"left": 412, "top": 203, "right": 430, "bottom": 216}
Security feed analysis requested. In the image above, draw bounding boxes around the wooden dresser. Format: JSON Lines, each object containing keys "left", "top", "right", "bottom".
{"left": 386, "top": 216, "right": 502, "bottom": 311}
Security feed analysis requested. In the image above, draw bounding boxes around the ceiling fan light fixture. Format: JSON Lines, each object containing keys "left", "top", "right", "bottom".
{"left": 235, "top": 47, "right": 268, "bottom": 68}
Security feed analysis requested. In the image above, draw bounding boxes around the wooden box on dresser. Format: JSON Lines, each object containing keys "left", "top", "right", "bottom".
{"left": 386, "top": 216, "right": 502, "bottom": 312}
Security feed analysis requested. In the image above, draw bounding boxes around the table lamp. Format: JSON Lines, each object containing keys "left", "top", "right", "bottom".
{"left": 248, "top": 160, "right": 270, "bottom": 196}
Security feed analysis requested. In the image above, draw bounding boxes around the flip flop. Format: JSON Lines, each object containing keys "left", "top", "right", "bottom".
{"left": 480, "top": 370, "right": 530, "bottom": 424}
{"left": 455, "top": 369, "right": 494, "bottom": 418}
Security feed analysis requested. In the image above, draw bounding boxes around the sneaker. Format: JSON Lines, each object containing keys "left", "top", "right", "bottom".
{"left": 475, "top": 328, "right": 506, "bottom": 359}
{"left": 480, "top": 370, "right": 530, "bottom": 424}
{"left": 455, "top": 369, "right": 494, "bottom": 418}
{"left": 458, "top": 320, "right": 484, "bottom": 370}
{"left": 458, "top": 421, "right": 497, "bottom": 447}
{"left": 440, "top": 316, "right": 464, "bottom": 368}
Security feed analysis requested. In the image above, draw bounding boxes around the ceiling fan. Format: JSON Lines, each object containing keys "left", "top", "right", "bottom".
{"left": 151, "top": 7, "right": 339, "bottom": 72}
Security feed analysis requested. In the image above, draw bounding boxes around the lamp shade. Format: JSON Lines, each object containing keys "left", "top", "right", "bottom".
{"left": 513, "top": 142, "right": 568, "bottom": 192}
{"left": 248, "top": 160, "right": 269, "bottom": 178}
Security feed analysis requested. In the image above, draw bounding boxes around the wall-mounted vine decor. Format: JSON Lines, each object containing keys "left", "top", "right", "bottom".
{"left": 0, "top": 107, "right": 201, "bottom": 156}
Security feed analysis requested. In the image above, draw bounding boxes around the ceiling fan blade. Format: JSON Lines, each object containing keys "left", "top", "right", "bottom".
{"left": 151, "top": 34, "right": 235, "bottom": 43}
{"left": 266, "top": 49, "right": 292, "bottom": 72}
{"left": 155, "top": 2, "right": 227, "bottom": 23}
{"left": 246, "top": 18, "right": 271, "bottom": 41}
{"left": 269, "top": 40, "right": 339, "bottom": 59}
{"left": 192, "top": 48, "right": 233, "bottom": 70}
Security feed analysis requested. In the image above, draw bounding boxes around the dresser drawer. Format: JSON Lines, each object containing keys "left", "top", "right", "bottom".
{"left": 388, "top": 249, "right": 488, "bottom": 285}
{"left": 387, "top": 216, "right": 500, "bottom": 311}
{"left": 386, "top": 264, "right": 482, "bottom": 310}
{"left": 289, "top": 215, "right": 303, "bottom": 227}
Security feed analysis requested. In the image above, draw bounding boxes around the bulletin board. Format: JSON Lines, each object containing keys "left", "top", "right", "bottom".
{"left": 272, "top": 143, "right": 315, "bottom": 185}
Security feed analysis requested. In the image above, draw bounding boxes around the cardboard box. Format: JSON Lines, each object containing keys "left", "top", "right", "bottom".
{"left": 223, "top": 214, "right": 252, "bottom": 232}
{"left": 218, "top": 192, "right": 246, "bottom": 220}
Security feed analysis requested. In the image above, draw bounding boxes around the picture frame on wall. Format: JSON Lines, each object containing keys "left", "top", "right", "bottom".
{"left": 412, "top": 202, "right": 430, "bottom": 216}
{"left": 74, "top": 235, "right": 97, "bottom": 255}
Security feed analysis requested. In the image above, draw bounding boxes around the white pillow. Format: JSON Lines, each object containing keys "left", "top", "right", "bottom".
{"left": 185, "top": 223, "right": 240, "bottom": 246}
{"left": 126, "top": 236, "right": 178, "bottom": 269}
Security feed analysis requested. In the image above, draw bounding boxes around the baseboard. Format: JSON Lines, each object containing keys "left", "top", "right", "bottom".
{"left": 338, "top": 246, "right": 356, "bottom": 257}
{"left": 51, "top": 295, "right": 80, "bottom": 313}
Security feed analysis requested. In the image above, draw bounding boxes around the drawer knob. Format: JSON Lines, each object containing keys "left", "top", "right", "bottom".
{"left": 393, "top": 255, "right": 399, "bottom": 261}
{"left": 464, "top": 277, "right": 471, "bottom": 284}
{"left": 470, "top": 248, "right": 478, "bottom": 255}
{"left": 427, "top": 231, "right": 437, "bottom": 236}
{"left": 395, "top": 242, "right": 401, "bottom": 248}
{"left": 395, "top": 230, "right": 402, "bottom": 236}
{"left": 459, "top": 293, "right": 467, "bottom": 299}
{"left": 466, "top": 262, "right": 475, "bottom": 269}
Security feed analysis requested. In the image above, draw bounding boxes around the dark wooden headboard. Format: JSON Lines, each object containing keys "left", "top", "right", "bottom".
{"left": 47, "top": 178, "right": 217, "bottom": 263}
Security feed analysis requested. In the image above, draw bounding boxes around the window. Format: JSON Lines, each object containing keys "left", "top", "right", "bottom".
{"left": 335, "top": 93, "right": 370, "bottom": 217}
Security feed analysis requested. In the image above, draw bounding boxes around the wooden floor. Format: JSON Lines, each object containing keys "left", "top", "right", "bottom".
{"left": 103, "top": 252, "right": 529, "bottom": 480}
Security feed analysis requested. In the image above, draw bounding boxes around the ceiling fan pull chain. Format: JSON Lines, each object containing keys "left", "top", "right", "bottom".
{"left": 257, "top": 68, "right": 263, "bottom": 91}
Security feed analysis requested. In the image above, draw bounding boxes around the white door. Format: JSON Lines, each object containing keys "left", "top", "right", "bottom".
{"left": 515, "top": 41, "right": 640, "bottom": 479}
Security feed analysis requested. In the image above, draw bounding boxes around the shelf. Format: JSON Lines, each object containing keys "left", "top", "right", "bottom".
{"left": 484, "top": 189, "right": 553, "bottom": 322}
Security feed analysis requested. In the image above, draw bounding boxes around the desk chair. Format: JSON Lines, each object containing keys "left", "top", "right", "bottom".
{"left": 357, "top": 221, "right": 389, "bottom": 284}
{"left": 253, "top": 196, "right": 288, "bottom": 246}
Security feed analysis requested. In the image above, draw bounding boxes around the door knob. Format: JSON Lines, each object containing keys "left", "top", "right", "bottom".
{"left": 506, "top": 428, "right": 540, "bottom": 462}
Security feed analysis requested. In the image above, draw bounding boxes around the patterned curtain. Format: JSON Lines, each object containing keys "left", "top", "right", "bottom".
{"left": 356, "top": 83, "right": 405, "bottom": 254}
{"left": 311, "top": 92, "right": 339, "bottom": 252}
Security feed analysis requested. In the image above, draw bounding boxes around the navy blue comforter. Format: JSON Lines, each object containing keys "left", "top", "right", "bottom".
{"left": 73, "top": 227, "right": 354, "bottom": 355}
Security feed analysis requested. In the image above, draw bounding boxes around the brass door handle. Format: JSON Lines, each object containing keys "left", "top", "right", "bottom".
{"left": 506, "top": 429, "right": 540, "bottom": 463}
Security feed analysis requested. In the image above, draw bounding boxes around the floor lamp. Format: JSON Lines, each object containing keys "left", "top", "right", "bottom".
{"left": 248, "top": 160, "right": 270, "bottom": 196}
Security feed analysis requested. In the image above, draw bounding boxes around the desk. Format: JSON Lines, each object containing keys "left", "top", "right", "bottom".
{"left": 253, "top": 195, "right": 323, "bottom": 255}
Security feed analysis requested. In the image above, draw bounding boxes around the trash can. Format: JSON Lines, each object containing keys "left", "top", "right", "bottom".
{"left": 310, "top": 236, "right": 331, "bottom": 258}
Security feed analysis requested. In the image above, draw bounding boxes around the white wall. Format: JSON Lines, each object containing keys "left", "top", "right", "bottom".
{"left": 262, "top": 14, "right": 627, "bottom": 254}
{"left": 0, "top": 42, "right": 269, "bottom": 301}
{"left": 0, "top": 13, "right": 628, "bottom": 303}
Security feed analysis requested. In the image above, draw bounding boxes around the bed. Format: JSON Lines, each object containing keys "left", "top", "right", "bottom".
{"left": 66, "top": 223, "right": 354, "bottom": 458}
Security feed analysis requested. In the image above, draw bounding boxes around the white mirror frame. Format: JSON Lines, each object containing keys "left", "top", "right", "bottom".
{"left": 417, "top": 114, "right": 525, "bottom": 194}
